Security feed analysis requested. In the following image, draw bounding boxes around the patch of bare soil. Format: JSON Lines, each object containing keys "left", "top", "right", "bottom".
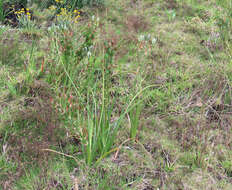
{"left": 126, "top": 15, "right": 149, "bottom": 33}
{"left": 163, "top": 0, "right": 179, "bottom": 10}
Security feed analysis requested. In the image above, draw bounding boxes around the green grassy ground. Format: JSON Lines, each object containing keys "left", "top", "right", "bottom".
{"left": 0, "top": 0, "right": 232, "bottom": 189}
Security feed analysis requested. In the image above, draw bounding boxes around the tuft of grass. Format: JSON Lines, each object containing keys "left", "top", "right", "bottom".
{"left": 128, "top": 102, "right": 143, "bottom": 139}
{"left": 0, "top": 0, "right": 232, "bottom": 188}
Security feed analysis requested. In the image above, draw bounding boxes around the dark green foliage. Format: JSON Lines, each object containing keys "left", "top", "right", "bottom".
{"left": 0, "top": 0, "right": 4, "bottom": 22}
{"left": 31, "top": 0, "right": 104, "bottom": 9}
{"left": 4, "top": 0, "right": 27, "bottom": 7}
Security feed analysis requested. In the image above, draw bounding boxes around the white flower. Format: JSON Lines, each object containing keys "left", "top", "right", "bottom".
{"left": 87, "top": 51, "right": 91, "bottom": 57}
{"left": 92, "top": 15, "right": 95, "bottom": 21}
{"left": 138, "top": 34, "right": 145, "bottom": 42}
{"left": 89, "top": 45, "right": 94, "bottom": 50}
{"left": 152, "top": 38, "right": 157, "bottom": 44}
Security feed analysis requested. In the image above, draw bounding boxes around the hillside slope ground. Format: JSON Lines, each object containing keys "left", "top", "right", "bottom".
{"left": 0, "top": 0, "right": 231, "bottom": 189}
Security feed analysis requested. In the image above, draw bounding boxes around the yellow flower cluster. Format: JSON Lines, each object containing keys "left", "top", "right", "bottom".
{"left": 56, "top": 8, "right": 80, "bottom": 23}
{"left": 14, "top": 8, "right": 31, "bottom": 20}
{"left": 56, "top": 7, "right": 67, "bottom": 17}
{"left": 74, "top": 10, "right": 81, "bottom": 23}
{"left": 55, "top": 0, "right": 64, "bottom": 3}
{"left": 49, "top": 5, "right": 56, "bottom": 11}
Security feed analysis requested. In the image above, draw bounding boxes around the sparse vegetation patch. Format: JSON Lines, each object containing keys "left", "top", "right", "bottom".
{"left": 0, "top": 0, "right": 231, "bottom": 189}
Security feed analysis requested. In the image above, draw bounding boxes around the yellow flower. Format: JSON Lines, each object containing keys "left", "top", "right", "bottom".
{"left": 49, "top": 5, "right": 56, "bottom": 10}
{"left": 55, "top": 0, "right": 64, "bottom": 3}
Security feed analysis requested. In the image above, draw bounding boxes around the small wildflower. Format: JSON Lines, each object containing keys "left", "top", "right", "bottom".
{"left": 87, "top": 51, "right": 91, "bottom": 58}
{"left": 138, "top": 34, "right": 145, "bottom": 42}
{"left": 152, "top": 38, "right": 157, "bottom": 44}
{"left": 49, "top": 5, "right": 56, "bottom": 10}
